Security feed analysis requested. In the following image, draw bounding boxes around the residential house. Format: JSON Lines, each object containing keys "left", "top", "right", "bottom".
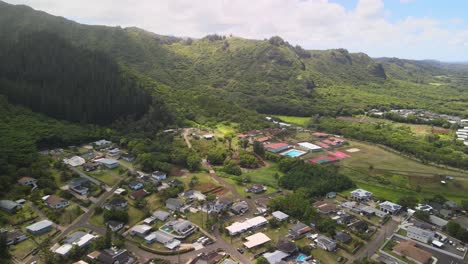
{"left": 144, "top": 231, "right": 181, "bottom": 250}
{"left": 104, "top": 198, "right": 128, "bottom": 210}
{"left": 179, "top": 190, "right": 206, "bottom": 201}
{"left": 428, "top": 215, "right": 448, "bottom": 228}
{"left": 129, "top": 189, "right": 149, "bottom": 200}
{"left": 107, "top": 221, "right": 124, "bottom": 232}
{"left": 393, "top": 240, "right": 432, "bottom": 264}
{"left": 356, "top": 204, "right": 387, "bottom": 218}
{"left": 152, "top": 210, "right": 170, "bottom": 222}
{"left": 95, "top": 248, "right": 133, "bottom": 264}
{"left": 350, "top": 189, "right": 373, "bottom": 201}
{"left": 190, "top": 251, "right": 224, "bottom": 264}
{"left": 245, "top": 184, "right": 267, "bottom": 194}
{"left": 272, "top": 211, "right": 289, "bottom": 222}
{"left": 326, "top": 192, "right": 337, "bottom": 199}
{"left": 335, "top": 231, "right": 352, "bottom": 244}
{"left": 204, "top": 196, "right": 233, "bottom": 214}
{"left": 349, "top": 220, "right": 368, "bottom": 233}
{"left": 336, "top": 214, "right": 354, "bottom": 225}
{"left": 43, "top": 195, "right": 69, "bottom": 209}
{"left": 143, "top": 216, "right": 157, "bottom": 225}
{"left": 95, "top": 158, "right": 119, "bottom": 169}
{"left": 428, "top": 202, "right": 443, "bottom": 215}
{"left": 166, "top": 198, "right": 185, "bottom": 212}
{"left": 0, "top": 200, "right": 21, "bottom": 214}
{"left": 313, "top": 201, "right": 337, "bottom": 214}
{"left": 130, "top": 225, "right": 152, "bottom": 237}
{"left": 288, "top": 222, "right": 312, "bottom": 239}
{"left": 264, "top": 143, "right": 291, "bottom": 153}
{"left": 313, "top": 132, "right": 329, "bottom": 138}
{"left": 17, "top": 176, "right": 37, "bottom": 187}
{"left": 263, "top": 250, "right": 290, "bottom": 264}
{"left": 128, "top": 181, "right": 144, "bottom": 191}
{"left": 276, "top": 239, "right": 297, "bottom": 254}
{"left": 107, "top": 148, "right": 121, "bottom": 158}
{"left": 203, "top": 134, "right": 215, "bottom": 140}
{"left": 93, "top": 139, "right": 112, "bottom": 148}
{"left": 225, "top": 216, "right": 268, "bottom": 236}
{"left": 69, "top": 177, "right": 90, "bottom": 196}
{"left": 26, "top": 220, "right": 54, "bottom": 235}
{"left": 317, "top": 235, "right": 337, "bottom": 251}
{"left": 63, "top": 156, "right": 86, "bottom": 167}
{"left": 168, "top": 219, "right": 197, "bottom": 238}
{"left": 151, "top": 171, "right": 167, "bottom": 181}
{"left": 80, "top": 151, "right": 96, "bottom": 161}
{"left": 121, "top": 153, "right": 136, "bottom": 162}
{"left": 3, "top": 229, "right": 27, "bottom": 245}
{"left": 379, "top": 201, "right": 402, "bottom": 215}
{"left": 415, "top": 204, "right": 433, "bottom": 213}
{"left": 83, "top": 162, "right": 99, "bottom": 172}
{"left": 407, "top": 226, "right": 435, "bottom": 244}
{"left": 243, "top": 232, "right": 271, "bottom": 249}
{"left": 444, "top": 201, "right": 459, "bottom": 211}
{"left": 55, "top": 232, "right": 97, "bottom": 256}
{"left": 231, "top": 201, "right": 249, "bottom": 215}
{"left": 168, "top": 179, "right": 184, "bottom": 187}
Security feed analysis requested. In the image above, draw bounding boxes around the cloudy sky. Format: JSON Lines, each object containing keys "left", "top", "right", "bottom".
{"left": 4, "top": 0, "right": 468, "bottom": 61}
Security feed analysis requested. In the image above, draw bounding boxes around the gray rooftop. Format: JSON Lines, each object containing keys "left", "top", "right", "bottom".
{"left": 26, "top": 220, "right": 53, "bottom": 231}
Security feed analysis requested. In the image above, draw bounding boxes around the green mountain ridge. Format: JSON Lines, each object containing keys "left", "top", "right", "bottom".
{"left": 0, "top": 0, "right": 467, "bottom": 125}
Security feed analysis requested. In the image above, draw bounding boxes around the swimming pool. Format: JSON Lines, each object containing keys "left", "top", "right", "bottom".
{"left": 296, "top": 253, "right": 308, "bottom": 262}
{"left": 281, "top": 149, "right": 306, "bottom": 158}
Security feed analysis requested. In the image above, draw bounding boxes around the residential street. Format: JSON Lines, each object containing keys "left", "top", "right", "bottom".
{"left": 352, "top": 219, "right": 399, "bottom": 261}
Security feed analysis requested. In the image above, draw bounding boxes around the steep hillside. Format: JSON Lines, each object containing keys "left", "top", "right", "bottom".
{"left": 0, "top": 0, "right": 467, "bottom": 122}
{"left": 0, "top": 31, "right": 152, "bottom": 124}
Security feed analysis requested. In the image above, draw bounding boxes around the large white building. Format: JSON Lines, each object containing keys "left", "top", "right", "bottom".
{"left": 225, "top": 216, "right": 268, "bottom": 236}
{"left": 407, "top": 226, "right": 435, "bottom": 244}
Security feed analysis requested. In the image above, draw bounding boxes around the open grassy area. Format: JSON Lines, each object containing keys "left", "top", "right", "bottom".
{"left": 215, "top": 122, "right": 238, "bottom": 136}
{"left": 10, "top": 239, "right": 37, "bottom": 260}
{"left": 57, "top": 204, "right": 84, "bottom": 225}
{"left": 87, "top": 168, "right": 123, "bottom": 186}
{"left": 311, "top": 248, "right": 346, "bottom": 264}
{"left": 273, "top": 115, "right": 311, "bottom": 127}
{"left": 338, "top": 140, "right": 468, "bottom": 203}
{"left": 241, "top": 162, "right": 284, "bottom": 189}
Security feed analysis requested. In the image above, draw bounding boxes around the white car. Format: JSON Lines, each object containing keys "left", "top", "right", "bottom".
{"left": 456, "top": 247, "right": 466, "bottom": 252}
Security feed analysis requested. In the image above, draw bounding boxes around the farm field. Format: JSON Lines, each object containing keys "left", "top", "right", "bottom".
{"left": 273, "top": 115, "right": 311, "bottom": 127}
{"left": 338, "top": 140, "right": 468, "bottom": 203}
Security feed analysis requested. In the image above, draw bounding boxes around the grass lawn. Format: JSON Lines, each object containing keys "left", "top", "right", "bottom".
{"left": 89, "top": 212, "right": 105, "bottom": 227}
{"left": 338, "top": 140, "right": 468, "bottom": 203}
{"left": 10, "top": 239, "right": 37, "bottom": 260}
{"left": 215, "top": 122, "right": 238, "bottom": 136}
{"left": 311, "top": 248, "right": 346, "bottom": 264}
{"left": 3, "top": 202, "right": 37, "bottom": 225}
{"left": 241, "top": 162, "right": 283, "bottom": 189}
{"left": 57, "top": 204, "right": 84, "bottom": 225}
{"left": 87, "top": 168, "right": 122, "bottom": 186}
{"left": 273, "top": 115, "right": 311, "bottom": 127}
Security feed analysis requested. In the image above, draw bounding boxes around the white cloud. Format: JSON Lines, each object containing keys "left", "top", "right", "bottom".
{"left": 4, "top": 0, "right": 468, "bottom": 60}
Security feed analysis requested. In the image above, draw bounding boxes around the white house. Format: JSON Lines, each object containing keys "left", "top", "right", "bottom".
{"left": 63, "top": 156, "right": 85, "bottom": 167}
{"left": 379, "top": 201, "right": 402, "bottom": 215}
{"left": 95, "top": 158, "right": 119, "bottom": 169}
{"left": 152, "top": 171, "right": 167, "bottom": 181}
{"left": 407, "top": 226, "right": 435, "bottom": 244}
{"left": 350, "top": 189, "right": 373, "bottom": 201}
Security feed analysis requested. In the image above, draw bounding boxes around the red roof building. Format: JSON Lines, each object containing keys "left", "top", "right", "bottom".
{"left": 256, "top": 136, "right": 271, "bottom": 143}
{"left": 313, "top": 132, "right": 330, "bottom": 138}
{"left": 309, "top": 156, "right": 339, "bottom": 165}
{"left": 315, "top": 142, "right": 330, "bottom": 149}
{"left": 264, "top": 143, "right": 290, "bottom": 153}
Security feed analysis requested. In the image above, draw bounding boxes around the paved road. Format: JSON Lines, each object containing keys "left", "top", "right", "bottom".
{"left": 352, "top": 219, "right": 399, "bottom": 261}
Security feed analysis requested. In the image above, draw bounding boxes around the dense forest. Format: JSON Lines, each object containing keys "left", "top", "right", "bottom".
{"left": 0, "top": 96, "right": 104, "bottom": 194}
{"left": 0, "top": 31, "right": 151, "bottom": 124}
